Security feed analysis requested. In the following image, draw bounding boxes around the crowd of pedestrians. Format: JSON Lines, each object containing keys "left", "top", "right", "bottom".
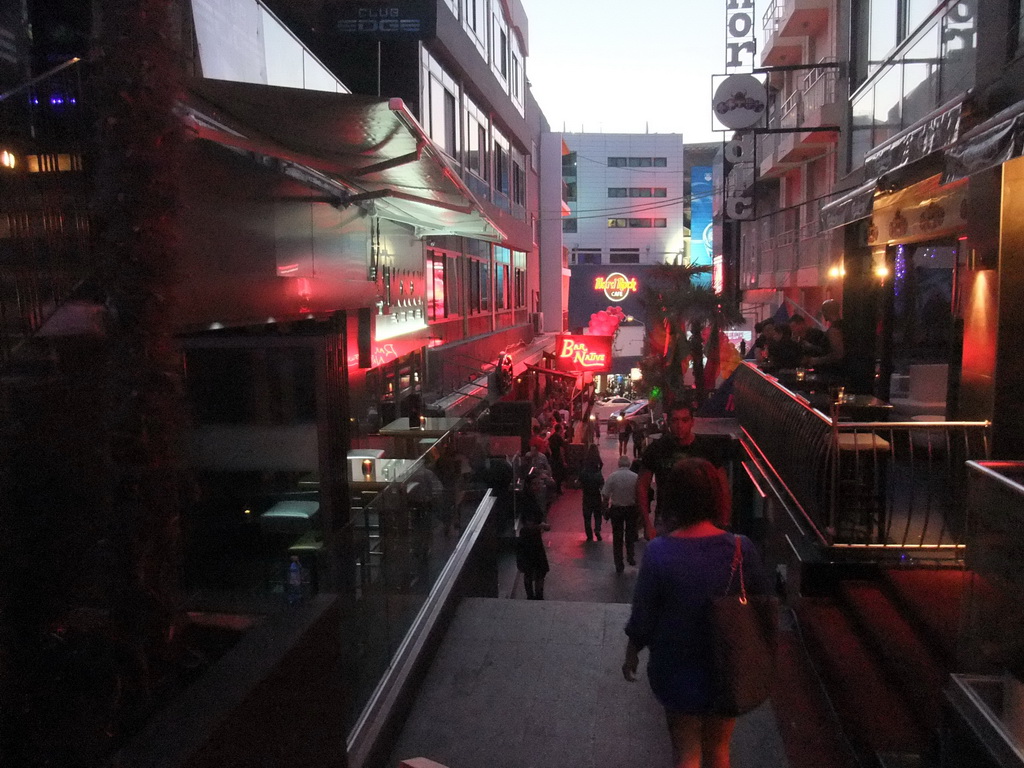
{"left": 510, "top": 391, "right": 772, "bottom": 768}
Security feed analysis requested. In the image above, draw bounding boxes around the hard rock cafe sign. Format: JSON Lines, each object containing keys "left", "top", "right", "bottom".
{"left": 593, "top": 273, "right": 637, "bottom": 302}
{"left": 554, "top": 335, "right": 613, "bottom": 373}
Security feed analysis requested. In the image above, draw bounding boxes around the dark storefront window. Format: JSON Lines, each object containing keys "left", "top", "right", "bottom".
{"left": 187, "top": 346, "right": 317, "bottom": 424}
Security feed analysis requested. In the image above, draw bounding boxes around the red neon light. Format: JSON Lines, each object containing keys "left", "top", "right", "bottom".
{"left": 554, "top": 335, "right": 613, "bottom": 372}
{"left": 713, "top": 255, "right": 724, "bottom": 295}
{"left": 593, "top": 272, "right": 638, "bottom": 301}
{"left": 371, "top": 343, "right": 400, "bottom": 367}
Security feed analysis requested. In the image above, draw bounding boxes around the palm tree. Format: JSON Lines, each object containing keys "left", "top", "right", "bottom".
{"left": 636, "top": 264, "right": 743, "bottom": 405}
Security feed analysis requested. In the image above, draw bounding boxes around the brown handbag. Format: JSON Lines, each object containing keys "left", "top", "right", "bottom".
{"left": 709, "top": 535, "right": 779, "bottom": 716}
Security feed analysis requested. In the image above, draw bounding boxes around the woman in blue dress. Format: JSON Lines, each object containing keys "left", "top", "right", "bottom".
{"left": 622, "top": 457, "right": 769, "bottom": 768}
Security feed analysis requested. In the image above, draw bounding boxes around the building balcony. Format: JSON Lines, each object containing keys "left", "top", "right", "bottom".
{"left": 777, "top": 0, "right": 830, "bottom": 38}
{"left": 740, "top": 199, "right": 833, "bottom": 289}
{"left": 761, "top": 0, "right": 806, "bottom": 67}
{"left": 762, "top": 63, "right": 840, "bottom": 174}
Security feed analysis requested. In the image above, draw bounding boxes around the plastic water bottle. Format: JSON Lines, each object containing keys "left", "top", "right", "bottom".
{"left": 286, "top": 556, "right": 303, "bottom": 605}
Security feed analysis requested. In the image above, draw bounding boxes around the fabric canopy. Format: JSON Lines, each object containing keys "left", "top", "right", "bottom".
{"left": 943, "top": 101, "right": 1024, "bottom": 184}
{"left": 819, "top": 180, "right": 878, "bottom": 232}
{"left": 183, "top": 79, "right": 503, "bottom": 241}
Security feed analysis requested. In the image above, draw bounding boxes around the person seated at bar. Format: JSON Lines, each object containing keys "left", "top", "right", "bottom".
{"left": 804, "top": 299, "right": 847, "bottom": 386}
{"left": 762, "top": 321, "right": 801, "bottom": 370}
{"left": 789, "top": 314, "right": 828, "bottom": 360}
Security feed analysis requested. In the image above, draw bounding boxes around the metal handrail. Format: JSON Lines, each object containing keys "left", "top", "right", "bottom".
{"left": 734, "top": 363, "right": 992, "bottom": 558}
{"left": 762, "top": 0, "right": 783, "bottom": 39}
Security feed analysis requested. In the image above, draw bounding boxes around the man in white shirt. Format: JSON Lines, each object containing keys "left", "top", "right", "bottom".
{"left": 602, "top": 455, "right": 639, "bottom": 572}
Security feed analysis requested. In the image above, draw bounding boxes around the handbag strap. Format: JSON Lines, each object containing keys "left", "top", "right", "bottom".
{"left": 723, "top": 534, "right": 748, "bottom": 605}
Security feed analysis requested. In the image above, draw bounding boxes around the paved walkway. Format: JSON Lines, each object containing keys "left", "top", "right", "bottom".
{"left": 388, "top": 430, "right": 791, "bottom": 768}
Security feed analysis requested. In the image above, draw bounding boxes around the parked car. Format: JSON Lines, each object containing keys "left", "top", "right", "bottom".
{"left": 590, "top": 395, "right": 635, "bottom": 422}
{"left": 610, "top": 401, "right": 654, "bottom": 430}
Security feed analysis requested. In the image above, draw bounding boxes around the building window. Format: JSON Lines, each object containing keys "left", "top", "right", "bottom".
{"left": 513, "top": 162, "right": 525, "bottom": 205}
{"left": 609, "top": 248, "right": 641, "bottom": 264}
{"left": 495, "top": 247, "right": 511, "bottom": 310}
{"left": 494, "top": 143, "right": 509, "bottom": 195}
{"left": 495, "top": 263, "right": 506, "bottom": 309}
{"left": 607, "top": 218, "right": 669, "bottom": 228}
{"left": 469, "top": 259, "right": 480, "bottom": 313}
{"left": 427, "top": 250, "right": 449, "bottom": 321}
{"left": 493, "top": 129, "right": 510, "bottom": 198}
{"left": 562, "top": 151, "right": 577, "bottom": 176}
{"left": 563, "top": 218, "right": 578, "bottom": 233}
{"left": 480, "top": 259, "right": 490, "bottom": 310}
{"left": 609, "top": 156, "right": 667, "bottom": 168}
{"left": 610, "top": 186, "right": 667, "bottom": 198}
{"left": 573, "top": 248, "right": 602, "bottom": 264}
{"left": 514, "top": 250, "right": 526, "bottom": 307}
{"left": 427, "top": 66, "right": 458, "bottom": 157}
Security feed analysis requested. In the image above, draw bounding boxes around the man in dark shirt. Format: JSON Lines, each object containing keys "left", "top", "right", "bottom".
{"left": 636, "top": 401, "right": 727, "bottom": 538}
{"left": 547, "top": 423, "right": 567, "bottom": 494}
{"left": 790, "top": 313, "right": 829, "bottom": 359}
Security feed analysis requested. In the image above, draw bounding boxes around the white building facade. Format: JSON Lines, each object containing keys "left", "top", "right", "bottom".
{"left": 559, "top": 133, "right": 687, "bottom": 267}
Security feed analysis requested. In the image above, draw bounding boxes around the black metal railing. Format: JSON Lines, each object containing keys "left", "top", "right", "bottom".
{"left": 734, "top": 363, "right": 991, "bottom": 558}
{"left": 0, "top": 59, "right": 95, "bottom": 370}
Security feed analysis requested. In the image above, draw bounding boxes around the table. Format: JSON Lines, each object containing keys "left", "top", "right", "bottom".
{"left": 379, "top": 416, "right": 465, "bottom": 438}
{"left": 260, "top": 499, "right": 320, "bottom": 535}
{"left": 379, "top": 417, "right": 464, "bottom": 457}
{"left": 807, "top": 393, "right": 894, "bottom": 421}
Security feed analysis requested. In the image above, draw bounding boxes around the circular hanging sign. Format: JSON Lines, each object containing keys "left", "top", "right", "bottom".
{"left": 713, "top": 74, "right": 767, "bottom": 130}
{"left": 594, "top": 272, "right": 637, "bottom": 302}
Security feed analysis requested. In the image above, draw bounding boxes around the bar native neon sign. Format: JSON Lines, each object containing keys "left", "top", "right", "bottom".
{"left": 554, "top": 335, "right": 613, "bottom": 372}
{"left": 593, "top": 272, "right": 638, "bottom": 302}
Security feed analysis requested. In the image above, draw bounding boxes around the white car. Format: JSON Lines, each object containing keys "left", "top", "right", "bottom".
{"left": 590, "top": 396, "right": 635, "bottom": 422}
{"left": 610, "top": 401, "right": 654, "bottom": 430}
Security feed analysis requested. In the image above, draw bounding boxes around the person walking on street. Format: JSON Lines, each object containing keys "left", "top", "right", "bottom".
{"left": 622, "top": 457, "right": 770, "bottom": 768}
{"left": 618, "top": 418, "right": 633, "bottom": 457}
{"left": 602, "top": 455, "right": 639, "bottom": 572}
{"left": 578, "top": 443, "right": 605, "bottom": 542}
{"left": 547, "top": 423, "right": 568, "bottom": 495}
{"left": 516, "top": 477, "right": 550, "bottom": 599}
{"left": 636, "top": 401, "right": 728, "bottom": 539}
{"left": 520, "top": 444, "right": 553, "bottom": 516}
{"left": 633, "top": 422, "right": 647, "bottom": 460}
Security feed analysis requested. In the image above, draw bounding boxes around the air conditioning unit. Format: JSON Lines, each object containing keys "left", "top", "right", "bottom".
{"left": 531, "top": 312, "right": 544, "bottom": 333}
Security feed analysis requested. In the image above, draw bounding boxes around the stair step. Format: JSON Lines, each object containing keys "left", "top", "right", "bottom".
{"left": 772, "top": 626, "right": 859, "bottom": 768}
{"left": 840, "top": 581, "right": 948, "bottom": 732}
{"left": 797, "top": 598, "right": 926, "bottom": 757}
{"left": 876, "top": 752, "right": 925, "bottom": 768}
{"left": 882, "top": 568, "right": 970, "bottom": 667}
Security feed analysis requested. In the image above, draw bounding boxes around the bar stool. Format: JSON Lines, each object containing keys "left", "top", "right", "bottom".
{"left": 835, "top": 431, "right": 890, "bottom": 543}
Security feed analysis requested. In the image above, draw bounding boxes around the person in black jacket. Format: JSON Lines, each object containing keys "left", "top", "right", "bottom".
{"left": 516, "top": 477, "right": 550, "bottom": 599}
{"left": 578, "top": 443, "right": 605, "bottom": 542}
